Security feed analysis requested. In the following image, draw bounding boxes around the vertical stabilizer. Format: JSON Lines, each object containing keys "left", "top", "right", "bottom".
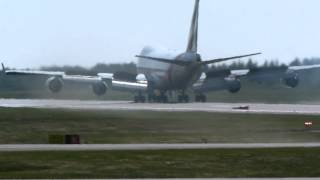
{"left": 186, "top": 0, "right": 200, "bottom": 53}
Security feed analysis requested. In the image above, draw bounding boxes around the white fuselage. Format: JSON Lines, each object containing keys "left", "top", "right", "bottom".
{"left": 137, "top": 46, "right": 202, "bottom": 91}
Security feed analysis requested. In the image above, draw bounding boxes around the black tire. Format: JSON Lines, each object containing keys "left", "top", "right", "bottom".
{"left": 162, "top": 96, "right": 168, "bottom": 103}
{"left": 201, "top": 95, "right": 207, "bottom": 103}
{"left": 184, "top": 95, "right": 190, "bottom": 103}
{"left": 148, "top": 95, "right": 154, "bottom": 103}
{"left": 134, "top": 96, "right": 139, "bottom": 103}
{"left": 140, "top": 96, "right": 146, "bottom": 103}
{"left": 194, "top": 96, "right": 200, "bottom": 102}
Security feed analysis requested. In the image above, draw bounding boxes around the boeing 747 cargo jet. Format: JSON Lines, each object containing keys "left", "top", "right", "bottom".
{"left": 3, "top": 0, "right": 320, "bottom": 103}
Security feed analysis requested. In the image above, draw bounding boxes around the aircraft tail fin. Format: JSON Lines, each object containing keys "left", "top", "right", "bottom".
{"left": 186, "top": 0, "right": 200, "bottom": 53}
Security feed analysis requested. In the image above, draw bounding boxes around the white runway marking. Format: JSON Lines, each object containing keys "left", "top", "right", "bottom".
{"left": 1, "top": 99, "right": 320, "bottom": 115}
{"left": 0, "top": 143, "right": 320, "bottom": 152}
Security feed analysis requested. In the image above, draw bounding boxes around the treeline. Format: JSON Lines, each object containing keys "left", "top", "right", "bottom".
{"left": 35, "top": 58, "right": 320, "bottom": 75}
{"left": 1, "top": 57, "right": 320, "bottom": 101}
{"left": 211, "top": 57, "right": 320, "bottom": 71}
{"left": 40, "top": 62, "right": 137, "bottom": 76}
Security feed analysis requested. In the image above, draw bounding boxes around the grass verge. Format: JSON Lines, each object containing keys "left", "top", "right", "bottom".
{"left": 0, "top": 108, "right": 319, "bottom": 144}
{"left": 0, "top": 148, "right": 319, "bottom": 178}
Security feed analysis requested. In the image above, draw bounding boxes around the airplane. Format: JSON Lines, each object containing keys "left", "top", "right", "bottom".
{"left": 2, "top": 0, "right": 320, "bottom": 103}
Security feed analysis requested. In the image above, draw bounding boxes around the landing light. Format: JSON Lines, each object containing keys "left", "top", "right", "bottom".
{"left": 304, "top": 121, "right": 313, "bottom": 128}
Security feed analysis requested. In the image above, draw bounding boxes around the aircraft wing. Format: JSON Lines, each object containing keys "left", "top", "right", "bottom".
{"left": 289, "top": 64, "right": 320, "bottom": 72}
{"left": 193, "top": 64, "right": 320, "bottom": 93}
{"left": 4, "top": 70, "right": 65, "bottom": 77}
{"left": 3, "top": 67, "right": 148, "bottom": 95}
{"left": 98, "top": 73, "right": 148, "bottom": 92}
{"left": 193, "top": 69, "right": 247, "bottom": 93}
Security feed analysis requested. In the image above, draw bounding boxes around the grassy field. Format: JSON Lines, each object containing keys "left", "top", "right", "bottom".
{"left": 0, "top": 108, "right": 319, "bottom": 178}
{"left": 0, "top": 108, "right": 319, "bottom": 144}
{"left": 0, "top": 148, "right": 320, "bottom": 178}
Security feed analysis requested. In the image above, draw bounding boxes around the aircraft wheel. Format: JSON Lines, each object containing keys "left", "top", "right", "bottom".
{"left": 195, "top": 95, "right": 207, "bottom": 103}
{"left": 200, "top": 95, "right": 207, "bottom": 102}
{"left": 183, "top": 95, "right": 190, "bottom": 103}
{"left": 140, "top": 96, "right": 146, "bottom": 103}
{"left": 161, "top": 95, "right": 168, "bottom": 103}
{"left": 178, "top": 95, "right": 189, "bottom": 103}
{"left": 148, "top": 95, "right": 155, "bottom": 103}
{"left": 195, "top": 95, "right": 200, "bottom": 102}
{"left": 134, "top": 95, "right": 146, "bottom": 103}
{"left": 134, "top": 96, "right": 139, "bottom": 103}
{"left": 178, "top": 95, "right": 184, "bottom": 103}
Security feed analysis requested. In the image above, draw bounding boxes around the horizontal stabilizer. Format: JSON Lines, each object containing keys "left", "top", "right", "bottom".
{"left": 136, "top": 55, "right": 191, "bottom": 66}
{"left": 202, "top": 53, "right": 262, "bottom": 65}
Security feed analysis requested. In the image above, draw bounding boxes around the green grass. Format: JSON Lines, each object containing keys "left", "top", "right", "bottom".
{"left": 0, "top": 148, "right": 320, "bottom": 178}
{"left": 0, "top": 108, "right": 320, "bottom": 144}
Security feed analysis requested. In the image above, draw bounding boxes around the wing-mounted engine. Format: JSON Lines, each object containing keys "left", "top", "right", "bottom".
{"left": 46, "top": 77, "right": 64, "bottom": 93}
{"left": 246, "top": 66, "right": 300, "bottom": 88}
{"left": 225, "top": 76, "right": 241, "bottom": 93}
{"left": 91, "top": 82, "right": 108, "bottom": 96}
{"left": 282, "top": 70, "right": 299, "bottom": 88}
{"left": 193, "top": 69, "right": 242, "bottom": 94}
{"left": 247, "top": 66, "right": 288, "bottom": 84}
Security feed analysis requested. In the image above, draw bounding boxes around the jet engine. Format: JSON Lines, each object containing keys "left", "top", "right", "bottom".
{"left": 92, "top": 82, "right": 108, "bottom": 96}
{"left": 225, "top": 78, "right": 241, "bottom": 93}
{"left": 194, "top": 76, "right": 242, "bottom": 94}
{"left": 283, "top": 71, "right": 299, "bottom": 88}
{"left": 46, "top": 77, "right": 63, "bottom": 93}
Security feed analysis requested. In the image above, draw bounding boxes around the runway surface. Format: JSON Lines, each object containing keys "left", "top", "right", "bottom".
{"left": 1, "top": 143, "right": 320, "bottom": 152}
{"left": 1, "top": 99, "right": 320, "bottom": 115}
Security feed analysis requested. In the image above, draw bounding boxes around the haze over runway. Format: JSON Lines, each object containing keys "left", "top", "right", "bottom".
{"left": 1, "top": 99, "right": 320, "bottom": 115}
{"left": 0, "top": 0, "right": 320, "bottom": 68}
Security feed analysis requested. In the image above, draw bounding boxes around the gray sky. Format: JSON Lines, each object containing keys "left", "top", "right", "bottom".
{"left": 0, "top": 0, "right": 319, "bottom": 69}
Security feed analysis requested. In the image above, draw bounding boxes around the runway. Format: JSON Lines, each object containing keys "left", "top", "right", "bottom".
{"left": 1, "top": 99, "right": 320, "bottom": 115}
{"left": 1, "top": 143, "right": 320, "bottom": 152}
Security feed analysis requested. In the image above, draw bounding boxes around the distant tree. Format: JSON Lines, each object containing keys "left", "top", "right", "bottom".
{"left": 246, "top": 59, "right": 258, "bottom": 69}
{"left": 262, "top": 60, "right": 270, "bottom": 68}
{"left": 91, "top": 62, "right": 137, "bottom": 74}
{"left": 269, "top": 60, "right": 279, "bottom": 68}
{"left": 302, "top": 58, "right": 320, "bottom": 66}
{"left": 290, "top": 58, "right": 302, "bottom": 66}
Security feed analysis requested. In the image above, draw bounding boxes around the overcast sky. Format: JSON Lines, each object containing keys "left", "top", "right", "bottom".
{"left": 0, "top": 0, "right": 319, "bottom": 69}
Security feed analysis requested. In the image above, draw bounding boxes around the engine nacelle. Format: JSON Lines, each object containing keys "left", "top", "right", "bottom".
{"left": 92, "top": 82, "right": 108, "bottom": 96}
{"left": 46, "top": 77, "right": 63, "bottom": 93}
{"left": 226, "top": 78, "right": 241, "bottom": 93}
{"left": 283, "top": 71, "right": 299, "bottom": 88}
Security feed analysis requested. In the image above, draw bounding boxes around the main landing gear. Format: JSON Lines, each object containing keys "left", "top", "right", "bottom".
{"left": 133, "top": 92, "right": 207, "bottom": 103}
{"left": 134, "top": 94, "right": 146, "bottom": 103}
{"left": 134, "top": 92, "right": 168, "bottom": 103}
{"left": 148, "top": 94, "right": 168, "bottom": 103}
{"left": 195, "top": 94, "right": 207, "bottom": 102}
{"left": 134, "top": 92, "right": 147, "bottom": 103}
{"left": 178, "top": 94, "right": 189, "bottom": 103}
